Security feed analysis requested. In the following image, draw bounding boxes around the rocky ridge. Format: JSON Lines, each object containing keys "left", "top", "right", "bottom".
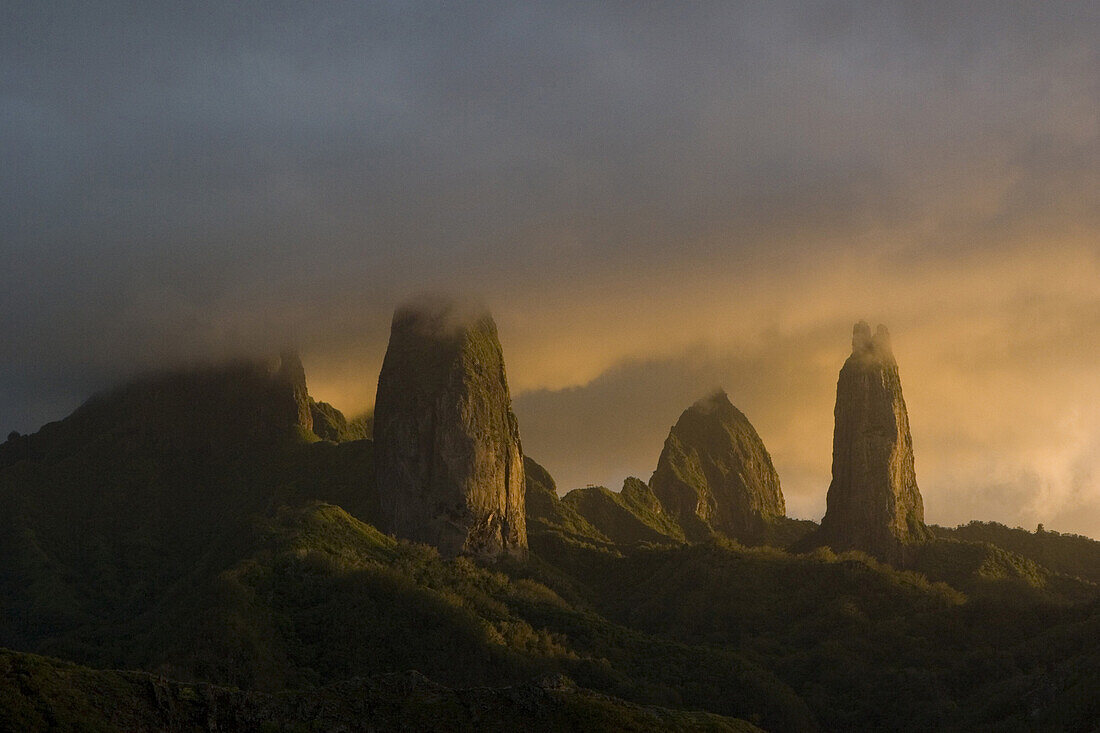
{"left": 309, "top": 398, "right": 371, "bottom": 442}
{"left": 0, "top": 351, "right": 314, "bottom": 467}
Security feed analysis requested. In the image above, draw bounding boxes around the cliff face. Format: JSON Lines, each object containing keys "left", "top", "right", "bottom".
{"left": 373, "top": 301, "right": 526, "bottom": 558}
{"left": 0, "top": 351, "right": 314, "bottom": 468}
{"left": 272, "top": 351, "right": 313, "bottom": 436}
{"left": 815, "top": 322, "right": 932, "bottom": 561}
{"left": 115, "top": 350, "right": 314, "bottom": 446}
{"left": 649, "top": 390, "right": 785, "bottom": 543}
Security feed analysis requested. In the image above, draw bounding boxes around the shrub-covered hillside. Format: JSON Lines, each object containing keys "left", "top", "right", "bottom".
{"left": 0, "top": 649, "right": 761, "bottom": 733}
{"left": 0, "top": 377, "right": 1098, "bottom": 731}
{"left": 933, "top": 521, "right": 1100, "bottom": 584}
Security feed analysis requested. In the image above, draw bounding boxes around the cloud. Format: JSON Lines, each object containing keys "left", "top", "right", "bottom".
{"left": 510, "top": 243, "right": 1100, "bottom": 533}
{"left": 1, "top": 2, "right": 1098, "bottom": 535}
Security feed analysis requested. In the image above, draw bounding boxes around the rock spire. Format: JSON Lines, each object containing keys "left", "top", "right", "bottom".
{"left": 373, "top": 299, "right": 527, "bottom": 558}
{"left": 814, "top": 322, "right": 932, "bottom": 560}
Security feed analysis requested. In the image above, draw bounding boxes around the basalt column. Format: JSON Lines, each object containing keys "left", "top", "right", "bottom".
{"left": 374, "top": 300, "right": 527, "bottom": 558}
{"left": 814, "top": 322, "right": 933, "bottom": 561}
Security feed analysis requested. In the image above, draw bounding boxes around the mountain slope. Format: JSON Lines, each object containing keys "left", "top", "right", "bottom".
{"left": 2, "top": 360, "right": 1099, "bottom": 732}
{"left": 560, "top": 478, "right": 685, "bottom": 547}
{"left": 525, "top": 537, "right": 1099, "bottom": 732}
{"left": 932, "top": 521, "right": 1100, "bottom": 584}
{"left": 308, "top": 398, "right": 371, "bottom": 443}
{"left": 151, "top": 501, "right": 817, "bottom": 731}
{"left": 0, "top": 392, "right": 815, "bottom": 733}
{"left": 523, "top": 457, "right": 616, "bottom": 553}
{"left": 0, "top": 649, "right": 763, "bottom": 733}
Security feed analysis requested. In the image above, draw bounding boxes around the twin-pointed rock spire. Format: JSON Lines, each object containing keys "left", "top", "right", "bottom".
{"left": 810, "top": 321, "right": 932, "bottom": 560}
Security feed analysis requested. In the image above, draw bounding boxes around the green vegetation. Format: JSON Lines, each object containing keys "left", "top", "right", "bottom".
{"left": 1, "top": 389, "right": 1099, "bottom": 731}
{"left": 150, "top": 501, "right": 814, "bottom": 730}
{"left": 559, "top": 478, "right": 685, "bottom": 546}
{"left": 0, "top": 409, "right": 809, "bottom": 731}
{"left": 523, "top": 457, "right": 617, "bottom": 553}
{"left": 0, "top": 649, "right": 762, "bottom": 732}
{"left": 933, "top": 521, "right": 1100, "bottom": 584}
{"left": 519, "top": 535, "right": 1099, "bottom": 731}
{"left": 308, "top": 398, "right": 372, "bottom": 443}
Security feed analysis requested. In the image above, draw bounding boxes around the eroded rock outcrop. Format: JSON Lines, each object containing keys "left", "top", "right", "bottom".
{"left": 813, "top": 322, "right": 933, "bottom": 561}
{"left": 374, "top": 300, "right": 526, "bottom": 558}
{"left": 270, "top": 350, "right": 313, "bottom": 436}
{"left": 650, "top": 390, "right": 785, "bottom": 543}
{"left": 561, "top": 477, "right": 685, "bottom": 546}
{"left": 309, "top": 399, "right": 371, "bottom": 442}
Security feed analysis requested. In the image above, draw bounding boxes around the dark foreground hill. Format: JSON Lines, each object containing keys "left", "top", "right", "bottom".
{"left": 0, "top": 649, "right": 760, "bottom": 733}
{"left": 1, "top": 360, "right": 1099, "bottom": 731}
{"left": 0, "top": 370, "right": 812, "bottom": 732}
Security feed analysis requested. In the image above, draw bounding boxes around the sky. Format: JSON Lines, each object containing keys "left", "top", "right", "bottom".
{"left": 2, "top": 2, "right": 1098, "bottom": 536}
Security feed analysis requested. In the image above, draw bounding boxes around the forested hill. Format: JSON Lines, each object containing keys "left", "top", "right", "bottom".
{"left": 932, "top": 521, "right": 1100, "bottom": 584}
{"left": 0, "top": 357, "right": 1098, "bottom": 731}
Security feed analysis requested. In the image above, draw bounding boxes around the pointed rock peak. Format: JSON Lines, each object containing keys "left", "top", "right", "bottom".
{"left": 873, "top": 323, "right": 892, "bottom": 353}
{"left": 650, "top": 390, "right": 785, "bottom": 543}
{"left": 308, "top": 398, "right": 370, "bottom": 443}
{"left": 523, "top": 456, "right": 557, "bottom": 496}
{"left": 271, "top": 349, "right": 313, "bottom": 433}
{"left": 852, "top": 320, "right": 873, "bottom": 352}
{"left": 621, "top": 476, "right": 650, "bottom": 497}
{"left": 375, "top": 299, "right": 527, "bottom": 559}
{"left": 691, "top": 388, "right": 734, "bottom": 415}
{"left": 620, "top": 476, "right": 660, "bottom": 509}
{"left": 677, "top": 389, "right": 758, "bottom": 443}
{"left": 385, "top": 297, "right": 507, "bottom": 392}
{"left": 676, "top": 389, "right": 748, "bottom": 433}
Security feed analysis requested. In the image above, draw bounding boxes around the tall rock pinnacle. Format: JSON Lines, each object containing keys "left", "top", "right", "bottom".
{"left": 650, "top": 390, "right": 785, "bottom": 543}
{"left": 374, "top": 299, "right": 527, "bottom": 558}
{"left": 814, "top": 322, "right": 932, "bottom": 561}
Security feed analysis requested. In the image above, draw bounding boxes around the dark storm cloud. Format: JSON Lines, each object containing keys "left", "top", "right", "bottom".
{"left": 2, "top": 2, "right": 1098, "bottom": 533}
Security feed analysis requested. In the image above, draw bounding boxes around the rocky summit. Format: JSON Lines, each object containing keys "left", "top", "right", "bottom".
{"left": 0, "top": 351, "right": 314, "bottom": 466}
{"left": 813, "top": 322, "right": 933, "bottom": 561}
{"left": 373, "top": 300, "right": 527, "bottom": 558}
{"left": 650, "top": 389, "right": 785, "bottom": 543}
